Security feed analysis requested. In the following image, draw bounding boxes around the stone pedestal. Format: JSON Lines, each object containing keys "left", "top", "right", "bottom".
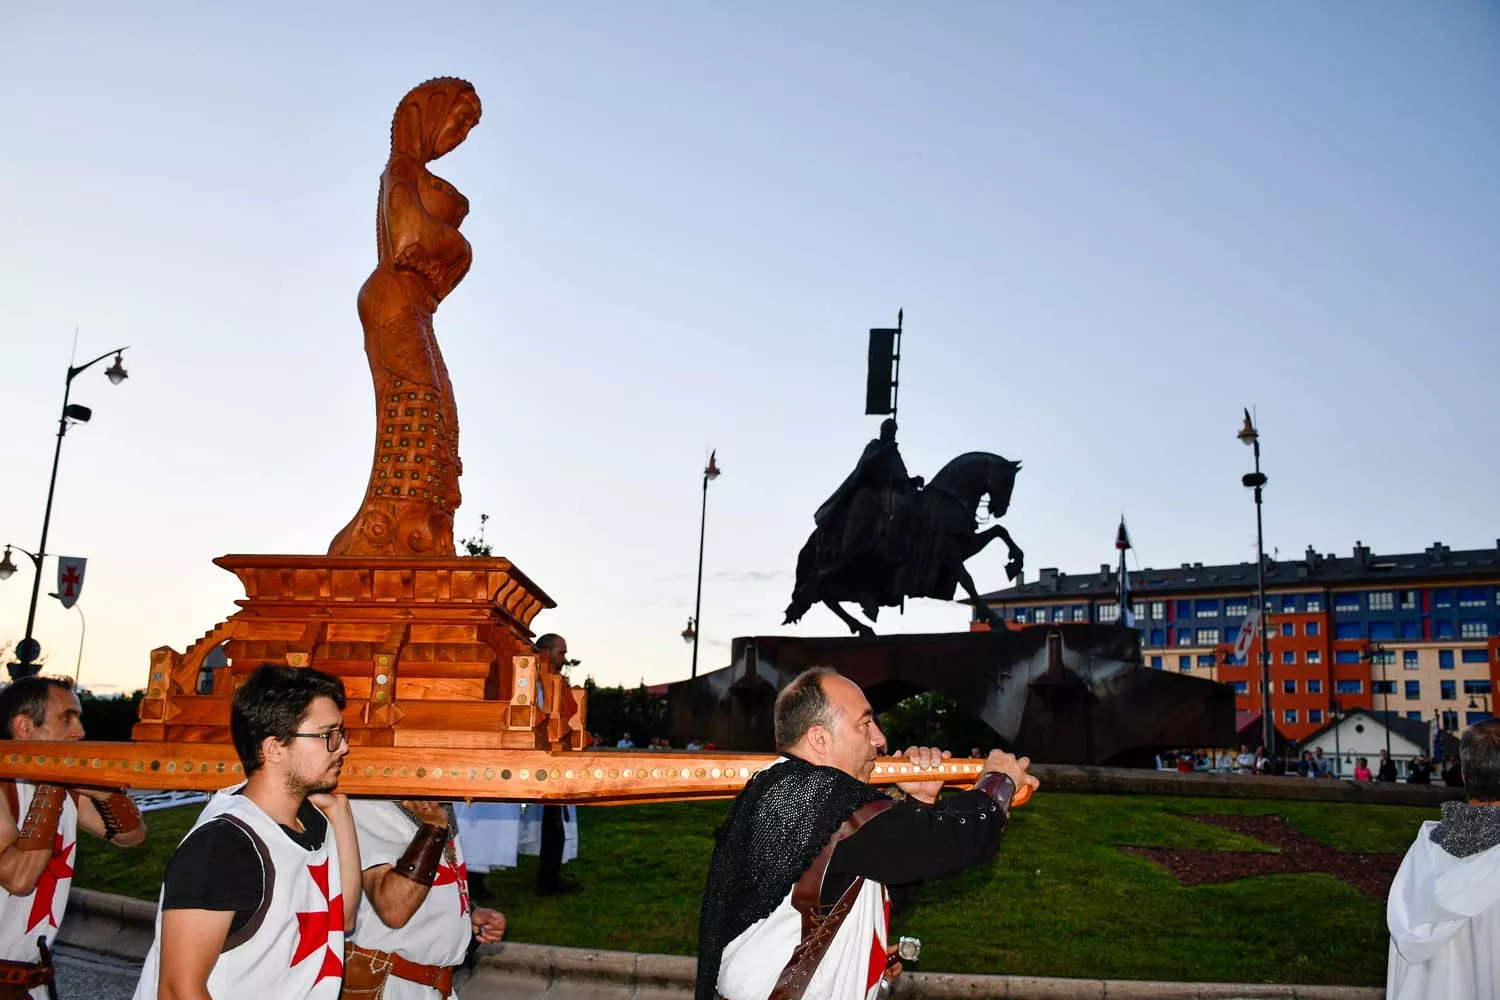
{"left": 134, "top": 555, "right": 585, "bottom": 751}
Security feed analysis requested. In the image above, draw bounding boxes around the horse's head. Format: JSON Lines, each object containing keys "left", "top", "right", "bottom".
{"left": 985, "top": 457, "right": 1021, "bottom": 518}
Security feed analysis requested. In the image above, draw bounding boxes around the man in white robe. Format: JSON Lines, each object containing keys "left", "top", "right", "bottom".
{"left": 1387, "top": 717, "right": 1500, "bottom": 999}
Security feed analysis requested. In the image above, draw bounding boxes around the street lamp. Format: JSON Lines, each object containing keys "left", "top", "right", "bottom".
{"left": 1237, "top": 408, "right": 1272, "bottom": 753}
{"left": 1468, "top": 692, "right": 1491, "bottom": 722}
{"left": 4, "top": 345, "right": 130, "bottom": 679}
{"left": 680, "top": 617, "right": 696, "bottom": 645}
{"left": 1363, "top": 641, "right": 1391, "bottom": 758}
{"left": 690, "top": 451, "right": 721, "bottom": 679}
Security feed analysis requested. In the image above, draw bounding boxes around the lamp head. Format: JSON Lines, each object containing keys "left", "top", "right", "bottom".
{"left": 0, "top": 547, "right": 15, "bottom": 581}
{"left": 680, "top": 617, "right": 696, "bottom": 644}
{"left": 104, "top": 352, "right": 128, "bottom": 385}
{"left": 704, "top": 450, "right": 721, "bottom": 481}
{"left": 1237, "top": 408, "right": 1258, "bottom": 446}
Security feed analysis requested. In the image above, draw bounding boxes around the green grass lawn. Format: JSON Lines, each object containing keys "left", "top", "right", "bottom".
{"left": 76, "top": 794, "right": 1435, "bottom": 986}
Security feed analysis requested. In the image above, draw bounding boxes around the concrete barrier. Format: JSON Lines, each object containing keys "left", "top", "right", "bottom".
{"left": 61, "top": 890, "right": 1383, "bottom": 1000}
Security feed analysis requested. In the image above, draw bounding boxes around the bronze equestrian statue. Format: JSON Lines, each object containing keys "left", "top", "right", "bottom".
{"left": 785, "top": 425, "right": 1024, "bottom": 636}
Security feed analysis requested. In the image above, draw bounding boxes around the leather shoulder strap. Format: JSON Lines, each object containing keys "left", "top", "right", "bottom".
{"left": 0, "top": 779, "right": 17, "bottom": 822}
{"left": 770, "top": 798, "right": 894, "bottom": 1000}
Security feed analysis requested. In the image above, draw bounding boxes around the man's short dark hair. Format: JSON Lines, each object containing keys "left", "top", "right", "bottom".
{"left": 231, "top": 665, "right": 345, "bottom": 775}
{"left": 774, "top": 667, "right": 841, "bottom": 752}
{"left": 0, "top": 676, "right": 76, "bottom": 738}
{"left": 535, "top": 634, "right": 564, "bottom": 653}
{"left": 1460, "top": 718, "right": 1500, "bottom": 801}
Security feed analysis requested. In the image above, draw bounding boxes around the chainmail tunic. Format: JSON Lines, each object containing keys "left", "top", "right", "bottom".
{"left": 695, "top": 756, "right": 887, "bottom": 1000}
{"left": 1432, "top": 800, "right": 1500, "bottom": 859}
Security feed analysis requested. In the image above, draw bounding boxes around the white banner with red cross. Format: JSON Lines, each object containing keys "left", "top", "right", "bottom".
{"left": 55, "top": 556, "right": 87, "bottom": 609}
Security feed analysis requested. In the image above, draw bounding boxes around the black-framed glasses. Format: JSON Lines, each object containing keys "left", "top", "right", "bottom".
{"left": 291, "top": 728, "right": 347, "bottom": 752}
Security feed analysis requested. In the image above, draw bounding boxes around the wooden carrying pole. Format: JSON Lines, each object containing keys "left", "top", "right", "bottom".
{"left": 0, "top": 743, "right": 1031, "bottom": 808}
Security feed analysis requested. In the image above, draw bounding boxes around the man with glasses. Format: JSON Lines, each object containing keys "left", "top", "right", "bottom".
{"left": 133, "top": 665, "right": 362, "bottom": 1000}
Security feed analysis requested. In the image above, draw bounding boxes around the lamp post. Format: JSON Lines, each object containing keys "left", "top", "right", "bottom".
{"left": 1237, "top": 409, "right": 1272, "bottom": 753}
{"left": 1330, "top": 694, "right": 1342, "bottom": 777}
{"left": 1468, "top": 692, "right": 1491, "bottom": 723}
{"left": 690, "top": 451, "right": 721, "bottom": 679}
{"left": 5, "top": 346, "right": 129, "bottom": 679}
{"left": 1363, "top": 641, "right": 1391, "bottom": 758}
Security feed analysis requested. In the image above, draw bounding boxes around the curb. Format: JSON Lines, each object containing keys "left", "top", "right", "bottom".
{"left": 61, "top": 891, "right": 1383, "bottom": 1000}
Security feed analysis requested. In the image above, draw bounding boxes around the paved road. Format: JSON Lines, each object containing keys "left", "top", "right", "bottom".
{"left": 54, "top": 944, "right": 141, "bottom": 999}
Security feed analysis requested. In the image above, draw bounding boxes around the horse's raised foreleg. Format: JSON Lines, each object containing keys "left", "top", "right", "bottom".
{"left": 964, "top": 524, "right": 1024, "bottom": 580}
{"left": 823, "top": 599, "right": 876, "bottom": 637}
{"left": 952, "top": 559, "right": 1005, "bottom": 628}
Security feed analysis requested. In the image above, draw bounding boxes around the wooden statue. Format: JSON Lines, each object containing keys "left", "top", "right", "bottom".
{"left": 330, "top": 77, "right": 481, "bottom": 558}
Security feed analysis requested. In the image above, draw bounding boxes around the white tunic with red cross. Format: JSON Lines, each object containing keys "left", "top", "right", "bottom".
{"left": 350, "top": 800, "right": 473, "bottom": 999}
{"left": 132, "top": 786, "right": 346, "bottom": 1000}
{"left": 0, "top": 780, "right": 79, "bottom": 998}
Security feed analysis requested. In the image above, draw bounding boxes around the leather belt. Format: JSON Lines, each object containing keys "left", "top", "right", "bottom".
{"left": 345, "top": 942, "right": 455, "bottom": 996}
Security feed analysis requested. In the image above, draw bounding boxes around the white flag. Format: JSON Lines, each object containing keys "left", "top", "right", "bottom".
{"left": 55, "top": 556, "right": 87, "bottom": 609}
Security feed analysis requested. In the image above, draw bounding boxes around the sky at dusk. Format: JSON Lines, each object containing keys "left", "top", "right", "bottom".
{"left": 1, "top": 2, "right": 1497, "bottom": 694}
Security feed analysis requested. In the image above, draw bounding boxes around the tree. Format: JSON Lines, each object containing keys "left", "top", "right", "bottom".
{"left": 583, "top": 678, "right": 668, "bottom": 746}
{"left": 459, "top": 512, "right": 492, "bottom": 557}
{"left": 877, "top": 691, "right": 1000, "bottom": 756}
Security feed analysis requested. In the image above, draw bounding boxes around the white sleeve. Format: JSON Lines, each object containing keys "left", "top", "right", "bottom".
{"left": 350, "top": 800, "right": 419, "bottom": 872}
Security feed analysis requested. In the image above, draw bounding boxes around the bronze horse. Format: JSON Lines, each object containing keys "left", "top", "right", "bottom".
{"left": 784, "top": 451, "right": 1024, "bottom": 636}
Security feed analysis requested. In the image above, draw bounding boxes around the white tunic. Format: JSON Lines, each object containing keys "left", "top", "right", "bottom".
{"left": 133, "top": 786, "right": 346, "bottom": 1000}
{"left": 0, "top": 782, "right": 79, "bottom": 1000}
{"left": 350, "top": 800, "right": 472, "bottom": 999}
{"left": 451, "top": 802, "right": 520, "bottom": 872}
{"left": 1387, "top": 819, "right": 1500, "bottom": 999}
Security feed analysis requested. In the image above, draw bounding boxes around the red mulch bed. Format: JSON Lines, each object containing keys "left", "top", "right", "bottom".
{"left": 1120, "top": 814, "right": 1401, "bottom": 897}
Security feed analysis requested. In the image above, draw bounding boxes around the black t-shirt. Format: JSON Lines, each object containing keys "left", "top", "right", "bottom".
{"left": 161, "top": 794, "right": 328, "bottom": 937}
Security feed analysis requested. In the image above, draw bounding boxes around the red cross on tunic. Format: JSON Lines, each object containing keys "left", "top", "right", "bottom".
{"left": 435, "top": 859, "right": 470, "bottom": 916}
{"left": 26, "top": 833, "right": 74, "bottom": 934}
{"left": 291, "top": 859, "right": 344, "bottom": 984}
{"left": 864, "top": 895, "right": 892, "bottom": 993}
{"left": 59, "top": 566, "right": 81, "bottom": 598}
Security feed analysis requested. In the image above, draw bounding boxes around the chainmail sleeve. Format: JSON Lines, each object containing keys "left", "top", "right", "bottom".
{"left": 695, "top": 756, "right": 887, "bottom": 1000}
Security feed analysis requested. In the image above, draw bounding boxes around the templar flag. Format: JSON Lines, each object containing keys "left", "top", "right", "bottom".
{"left": 56, "top": 556, "right": 86, "bottom": 610}
{"left": 1115, "top": 519, "right": 1134, "bottom": 628}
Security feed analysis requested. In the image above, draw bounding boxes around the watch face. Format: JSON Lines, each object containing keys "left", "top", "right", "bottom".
{"left": 898, "top": 936, "right": 922, "bottom": 962}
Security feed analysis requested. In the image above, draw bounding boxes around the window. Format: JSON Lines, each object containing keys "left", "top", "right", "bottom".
{"left": 1373, "top": 680, "right": 1396, "bottom": 695}
{"left": 1335, "top": 623, "right": 1362, "bottom": 641}
{"left": 1308, "top": 709, "right": 1324, "bottom": 724}
{"left": 1307, "top": 650, "right": 1322, "bottom": 665}
{"left": 1015, "top": 609, "right": 1028, "bottom": 623}
{"left": 1133, "top": 602, "right": 1147, "bottom": 621}
{"left": 1399, "top": 590, "right": 1418, "bottom": 610}
{"left": 1281, "top": 623, "right": 1295, "bottom": 637}
{"left": 1368, "top": 591, "right": 1394, "bottom": 611}
{"left": 1196, "top": 654, "right": 1217, "bottom": 668}
{"left": 1196, "top": 599, "right": 1220, "bottom": 618}
{"left": 1442, "top": 710, "right": 1459, "bottom": 731}
{"left": 1335, "top": 594, "right": 1361, "bottom": 613}
{"left": 1306, "top": 597, "right": 1323, "bottom": 613}
{"left": 1404, "top": 650, "right": 1420, "bottom": 670}
{"left": 1071, "top": 606, "right": 1088, "bottom": 622}
{"left": 1462, "top": 649, "right": 1490, "bottom": 664}
{"left": 1369, "top": 622, "right": 1396, "bottom": 641}
{"left": 1150, "top": 655, "right": 1163, "bottom": 669}
{"left": 1441, "top": 680, "right": 1457, "bottom": 701}
{"left": 1306, "top": 621, "right": 1320, "bottom": 637}
{"left": 1308, "top": 679, "right": 1323, "bottom": 694}
{"left": 1435, "top": 589, "right": 1453, "bottom": 608}
{"left": 1460, "top": 587, "right": 1487, "bottom": 607}
{"left": 1151, "top": 601, "right": 1165, "bottom": 619}
{"left": 1149, "top": 628, "right": 1165, "bottom": 646}
{"left": 1436, "top": 621, "right": 1456, "bottom": 640}
{"left": 1226, "top": 601, "right": 1248, "bottom": 618}
{"left": 1335, "top": 650, "right": 1361, "bottom": 665}
{"left": 1178, "top": 655, "right": 1191, "bottom": 671}
{"left": 1407, "top": 711, "right": 1423, "bottom": 722}
{"left": 1461, "top": 620, "right": 1489, "bottom": 639}
{"left": 1400, "top": 621, "right": 1421, "bottom": 640}
{"left": 1439, "top": 650, "right": 1455, "bottom": 669}
{"left": 1405, "top": 680, "right": 1421, "bottom": 700}
{"left": 1373, "top": 650, "right": 1396, "bottom": 667}
{"left": 1283, "top": 709, "right": 1298, "bottom": 724}
{"left": 1281, "top": 595, "right": 1297, "bottom": 612}
{"left": 1098, "top": 604, "right": 1120, "bottom": 623}
{"left": 1283, "top": 679, "right": 1297, "bottom": 694}
{"left": 1282, "top": 651, "right": 1296, "bottom": 665}
{"left": 1337, "top": 679, "right": 1363, "bottom": 695}
{"left": 1196, "top": 628, "right": 1219, "bottom": 646}
{"left": 1223, "top": 627, "right": 1238, "bottom": 644}
{"left": 1232, "top": 681, "right": 1248, "bottom": 695}
{"left": 1177, "top": 630, "right": 1192, "bottom": 647}
{"left": 1467, "top": 711, "right": 1492, "bottom": 726}
{"left": 1464, "top": 679, "right": 1493, "bottom": 695}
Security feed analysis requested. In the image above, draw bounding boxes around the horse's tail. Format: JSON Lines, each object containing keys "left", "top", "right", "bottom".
{"left": 782, "top": 533, "right": 819, "bottom": 624}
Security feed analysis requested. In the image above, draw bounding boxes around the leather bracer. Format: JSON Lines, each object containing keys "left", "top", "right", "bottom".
{"left": 393, "top": 823, "right": 449, "bottom": 886}
{"left": 15, "top": 784, "right": 67, "bottom": 851}
{"left": 93, "top": 790, "right": 144, "bottom": 841}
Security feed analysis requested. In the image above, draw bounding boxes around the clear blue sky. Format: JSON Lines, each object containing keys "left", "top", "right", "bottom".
{"left": 2, "top": 2, "right": 1497, "bottom": 694}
